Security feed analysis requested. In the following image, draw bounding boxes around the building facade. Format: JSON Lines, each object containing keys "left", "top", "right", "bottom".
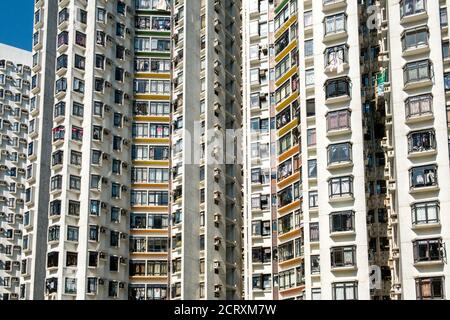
{"left": 241, "top": 0, "right": 450, "bottom": 301}
{"left": 4, "top": 0, "right": 450, "bottom": 301}
{"left": 169, "top": 0, "right": 243, "bottom": 300}
{"left": 384, "top": 0, "right": 450, "bottom": 300}
{"left": 0, "top": 44, "right": 32, "bottom": 301}
{"left": 128, "top": 1, "right": 171, "bottom": 301}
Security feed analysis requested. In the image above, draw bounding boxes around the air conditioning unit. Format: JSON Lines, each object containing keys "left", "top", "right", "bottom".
{"left": 214, "top": 18, "right": 222, "bottom": 32}
{"left": 101, "top": 202, "right": 107, "bottom": 209}
{"left": 120, "top": 209, "right": 127, "bottom": 216}
{"left": 214, "top": 191, "right": 221, "bottom": 200}
{"left": 102, "top": 177, "right": 108, "bottom": 184}
{"left": 119, "top": 282, "right": 125, "bottom": 289}
{"left": 102, "top": 153, "right": 110, "bottom": 160}
{"left": 104, "top": 104, "right": 111, "bottom": 112}
{"left": 214, "top": 213, "right": 221, "bottom": 223}
{"left": 214, "top": 123, "right": 222, "bottom": 131}
{"left": 214, "top": 284, "right": 222, "bottom": 297}
{"left": 100, "top": 227, "right": 107, "bottom": 233}
{"left": 120, "top": 232, "right": 127, "bottom": 239}
{"left": 123, "top": 139, "right": 130, "bottom": 146}
{"left": 122, "top": 162, "right": 128, "bottom": 169}
{"left": 120, "top": 257, "right": 127, "bottom": 264}
{"left": 103, "top": 128, "right": 110, "bottom": 135}
{"left": 214, "top": 236, "right": 221, "bottom": 246}
{"left": 99, "top": 252, "right": 107, "bottom": 260}
{"left": 121, "top": 185, "right": 128, "bottom": 192}
{"left": 214, "top": 167, "right": 221, "bottom": 180}
{"left": 10, "top": 293, "right": 18, "bottom": 300}
{"left": 98, "top": 278, "right": 105, "bottom": 285}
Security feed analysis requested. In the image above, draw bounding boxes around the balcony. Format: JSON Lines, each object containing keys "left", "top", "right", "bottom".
{"left": 322, "top": 0, "right": 347, "bottom": 12}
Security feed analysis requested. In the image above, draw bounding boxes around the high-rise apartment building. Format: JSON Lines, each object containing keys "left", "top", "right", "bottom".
{"left": 0, "top": 44, "right": 32, "bottom": 301}
{"left": 21, "top": 0, "right": 244, "bottom": 300}
{"left": 243, "top": 1, "right": 276, "bottom": 300}
{"left": 128, "top": 1, "right": 171, "bottom": 301}
{"left": 384, "top": 0, "right": 450, "bottom": 300}
{"left": 3, "top": 0, "right": 449, "bottom": 301}
{"left": 170, "top": 0, "right": 243, "bottom": 300}
{"left": 28, "top": 0, "right": 134, "bottom": 300}
{"left": 241, "top": 0, "right": 450, "bottom": 301}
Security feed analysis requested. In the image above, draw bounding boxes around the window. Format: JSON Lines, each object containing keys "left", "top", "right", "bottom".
{"left": 89, "top": 226, "right": 99, "bottom": 242}
{"left": 445, "top": 73, "right": 450, "bottom": 91}
{"left": 408, "top": 130, "right": 435, "bottom": 153}
{"left": 309, "top": 191, "right": 318, "bottom": 208}
{"left": 278, "top": 241, "right": 294, "bottom": 262}
{"left": 329, "top": 176, "right": 353, "bottom": 198}
{"left": 87, "top": 278, "right": 97, "bottom": 294}
{"left": 66, "top": 200, "right": 79, "bottom": 217}
{"left": 325, "top": 44, "right": 348, "bottom": 68}
{"left": 278, "top": 133, "right": 292, "bottom": 155}
{"left": 311, "top": 288, "right": 321, "bottom": 300}
{"left": 70, "top": 151, "right": 82, "bottom": 166}
{"left": 110, "top": 231, "right": 120, "bottom": 247}
{"left": 74, "top": 54, "right": 85, "bottom": 70}
{"left": 328, "top": 143, "right": 352, "bottom": 164}
{"left": 331, "top": 246, "right": 356, "bottom": 268}
{"left": 411, "top": 201, "right": 439, "bottom": 225}
{"left": 67, "top": 226, "right": 79, "bottom": 242}
{"left": 71, "top": 126, "right": 83, "bottom": 141}
{"left": 306, "top": 99, "right": 315, "bottom": 117}
{"left": 278, "top": 186, "right": 293, "bottom": 208}
{"left": 51, "top": 175, "right": 62, "bottom": 191}
{"left": 441, "top": 8, "right": 448, "bottom": 27}
{"left": 66, "top": 252, "right": 78, "bottom": 267}
{"left": 309, "top": 222, "right": 319, "bottom": 242}
{"left": 56, "top": 54, "right": 67, "bottom": 70}
{"left": 148, "top": 214, "right": 169, "bottom": 229}
{"left": 72, "top": 102, "right": 83, "bottom": 117}
{"left": 415, "top": 277, "right": 444, "bottom": 300}
{"left": 311, "top": 256, "right": 320, "bottom": 274}
{"left": 402, "top": 27, "right": 428, "bottom": 51}
{"left": 405, "top": 94, "right": 432, "bottom": 119}
{"left": 55, "top": 77, "right": 67, "bottom": 93}
{"left": 277, "top": 159, "right": 292, "bottom": 181}
{"left": 403, "top": 60, "right": 432, "bottom": 84}
{"left": 305, "top": 69, "right": 314, "bottom": 86}
{"left": 332, "top": 282, "right": 358, "bottom": 300}
{"left": 48, "top": 225, "right": 60, "bottom": 242}
{"left": 90, "top": 200, "right": 100, "bottom": 216}
{"left": 413, "top": 238, "right": 443, "bottom": 263}
{"left": 325, "top": 77, "right": 350, "bottom": 99}
{"left": 324, "top": 13, "right": 346, "bottom": 35}
{"left": 400, "top": 0, "right": 426, "bottom": 18}
{"left": 308, "top": 159, "right": 317, "bottom": 178}
{"left": 47, "top": 252, "right": 59, "bottom": 268}
{"left": 330, "top": 211, "right": 355, "bottom": 233}
{"left": 147, "top": 237, "right": 168, "bottom": 252}
{"left": 69, "top": 175, "right": 81, "bottom": 190}
{"left": 108, "top": 281, "right": 118, "bottom": 298}
{"left": 409, "top": 165, "right": 437, "bottom": 189}
{"left": 75, "top": 31, "right": 86, "bottom": 47}
{"left": 65, "top": 278, "right": 77, "bottom": 295}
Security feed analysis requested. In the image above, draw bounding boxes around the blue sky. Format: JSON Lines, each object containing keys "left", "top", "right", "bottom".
{"left": 0, "top": 0, "right": 34, "bottom": 51}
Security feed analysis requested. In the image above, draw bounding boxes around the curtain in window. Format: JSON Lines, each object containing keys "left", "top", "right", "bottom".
{"left": 334, "top": 286, "right": 345, "bottom": 300}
